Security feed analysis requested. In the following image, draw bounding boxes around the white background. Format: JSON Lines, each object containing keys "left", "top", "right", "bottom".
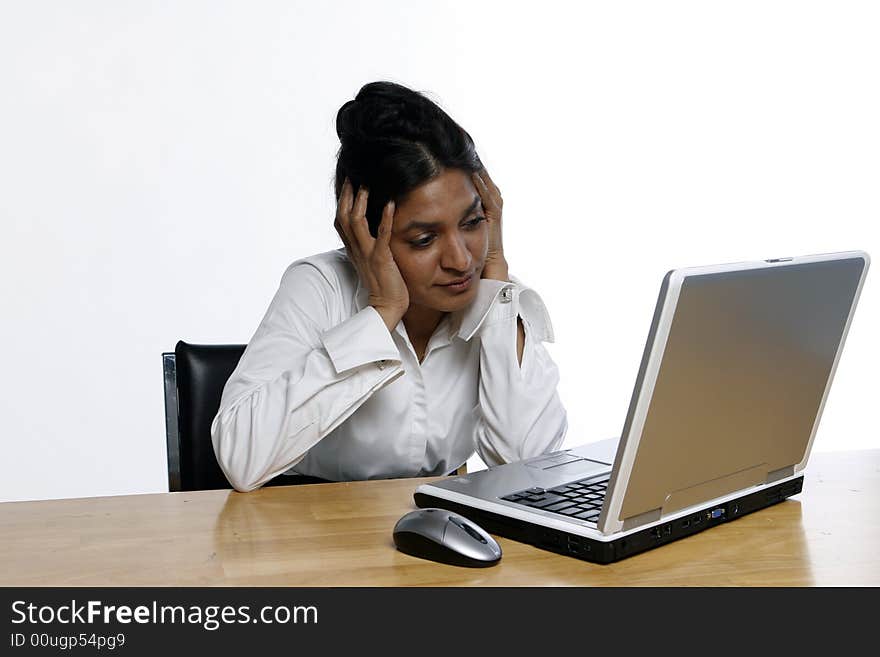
{"left": 1, "top": 1, "right": 877, "bottom": 502}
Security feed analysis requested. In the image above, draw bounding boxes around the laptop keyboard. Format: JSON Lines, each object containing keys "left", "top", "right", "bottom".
{"left": 501, "top": 475, "right": 610, "bottom": 523}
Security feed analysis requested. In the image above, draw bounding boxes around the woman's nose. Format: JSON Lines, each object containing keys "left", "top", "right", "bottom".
{"left": 440, "top": 234, "right": 473, "bottom": 272}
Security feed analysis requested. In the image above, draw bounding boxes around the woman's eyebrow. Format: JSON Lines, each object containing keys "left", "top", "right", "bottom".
{"left": 402, "top": 196, "right": 480, "bottom": 231}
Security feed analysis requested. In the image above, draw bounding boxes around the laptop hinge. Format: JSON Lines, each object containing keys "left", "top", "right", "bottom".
{"left": 765, "top": 465, "right": 795, "bottom": 484}
{"left": 622, "top": 508, "right": 662, "bottom": 532}
{"left": 620, "top": 464, "right": 796, "bottom": 532}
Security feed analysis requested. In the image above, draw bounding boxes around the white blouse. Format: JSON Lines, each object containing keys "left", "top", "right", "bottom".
{"left": 211, "top": 248, "right": 567, "bottom": 491}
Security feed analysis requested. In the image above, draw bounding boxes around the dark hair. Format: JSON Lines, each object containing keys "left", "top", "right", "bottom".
{"left": 334, "top": 81, "right": 483, "bottom": 236}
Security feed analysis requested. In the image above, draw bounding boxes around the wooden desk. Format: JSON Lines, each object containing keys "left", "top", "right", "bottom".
{"left": 1, "top": 450, "right": 877, "bottom": 586}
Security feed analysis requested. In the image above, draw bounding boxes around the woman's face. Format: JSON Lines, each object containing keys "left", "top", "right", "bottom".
{"left": 390, "top": 168, "right": 488, "bottom": 314}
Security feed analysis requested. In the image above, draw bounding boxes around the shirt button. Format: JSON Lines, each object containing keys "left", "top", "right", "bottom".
{"left": 500, "top": 286, "right": 514, "bottom": 303}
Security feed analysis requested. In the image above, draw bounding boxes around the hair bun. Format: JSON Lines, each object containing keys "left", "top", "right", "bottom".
{"left": 336, "top": 82, "right": 433, "bottom": 144}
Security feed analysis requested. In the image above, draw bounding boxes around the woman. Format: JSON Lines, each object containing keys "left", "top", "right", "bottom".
{"left": 211, "top": 81, "right": 567, "bottom": 492}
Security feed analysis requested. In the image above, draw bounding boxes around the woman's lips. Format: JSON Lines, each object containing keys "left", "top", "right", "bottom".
{"left": 438, "top": 274, "right": 474, "bottom": 292}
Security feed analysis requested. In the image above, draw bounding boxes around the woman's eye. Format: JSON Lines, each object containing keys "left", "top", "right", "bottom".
{"left": 409, "top": 217, "right": 484, "bottom": 248}
{"left": 410, "top": 235, "right": 435, "bottom": 248}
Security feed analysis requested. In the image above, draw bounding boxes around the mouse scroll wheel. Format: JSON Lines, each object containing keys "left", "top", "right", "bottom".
{"left": 451, "top": 518, "right": 488, "bottom": 544}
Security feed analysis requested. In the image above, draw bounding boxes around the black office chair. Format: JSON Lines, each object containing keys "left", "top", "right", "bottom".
{"left": 162, "top": 340, "right": 329, "bottom": 492}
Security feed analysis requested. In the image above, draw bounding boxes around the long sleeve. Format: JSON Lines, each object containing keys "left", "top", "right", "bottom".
{"left": 210, "top": 262, "right": 404, "bottom": 492}
{"left": 464, "top": 278, "right": 568, "bottom": 467}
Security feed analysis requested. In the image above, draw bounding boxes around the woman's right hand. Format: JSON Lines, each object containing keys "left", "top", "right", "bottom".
{"left": 334, "top": 179, "right": 410, "bottom": 332}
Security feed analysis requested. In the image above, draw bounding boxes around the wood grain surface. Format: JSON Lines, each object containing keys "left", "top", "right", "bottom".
{"left": 1, "top": 449, "right": 876, "bottom": 586}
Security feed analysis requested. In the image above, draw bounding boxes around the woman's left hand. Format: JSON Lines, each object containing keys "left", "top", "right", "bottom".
{"left": 472, "top": 168, "right": 509, "bottom": 281}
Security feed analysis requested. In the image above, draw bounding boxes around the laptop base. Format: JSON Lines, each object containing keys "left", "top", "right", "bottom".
{"left": 415, "top": 476, "right": 804, "bottom": 564}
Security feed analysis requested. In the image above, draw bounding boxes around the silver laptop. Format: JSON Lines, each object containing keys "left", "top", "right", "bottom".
{"left": 415, "top": 251, "right": 870, "bottom": 563}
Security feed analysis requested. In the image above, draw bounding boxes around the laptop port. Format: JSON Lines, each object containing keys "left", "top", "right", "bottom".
{"left": 682, "top": 519, "right": 690, "bottom": 528}
{"left": 664, "top": 524, "right": 672, "bottom": 536}
{"left": 711, "top": 508, "right": 725, "bottom": 520}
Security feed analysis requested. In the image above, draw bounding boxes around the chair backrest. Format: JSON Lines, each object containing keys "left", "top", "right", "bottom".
{"left": 163, "top": 341, "right": 246, "bottom": 492}
{"left": 162, "top": 341, "right": 461, "bottom": 491}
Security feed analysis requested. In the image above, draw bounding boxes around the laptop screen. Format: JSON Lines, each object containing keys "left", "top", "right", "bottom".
{"left": 617, "top": 257, "right": 866, "bottom": 522}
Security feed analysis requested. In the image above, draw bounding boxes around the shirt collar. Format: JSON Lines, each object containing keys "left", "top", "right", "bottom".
{"left": 451, "top": 279, "right": 510, "bottom": 341}
{"left": 354, "top": 276, "right": 506, "bottom": 344}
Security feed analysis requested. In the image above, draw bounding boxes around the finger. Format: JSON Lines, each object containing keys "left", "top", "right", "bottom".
{"left": 334, "top": 218, "right": 352, "bottom": 251}
{"left": 477, "top": 169, "right": 503, "bottom": 207}
{"left": 336, "top": 180, "right": 355, "bottom": 241}
{"left": 336, "top": 180, "right": 360, "bottom": 254}
{"left": 348, "top": 185, "right": 374, "bottom": 251}
{"left": 472, "top": 172, "right": 500, "bottom": 213}
{"left": 351, "top": 183, "right": 368, "bottom": 220}
{"left": 341, "top": 183, "right": 366, "bottom": 243}
{"left": 336, "top": 177, "right": 354, "bottom": 223}
{"left": 335, "top": 214, "right": 351, "bottom": 246}
{"left": 376, "top": 200, "right": 395, "bottom": 252}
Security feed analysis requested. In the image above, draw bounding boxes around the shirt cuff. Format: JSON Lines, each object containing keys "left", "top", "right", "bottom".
{"left": 455, "top": 275, "right": 555, "bottom": 343}
{"left": 320, "top": 306, "right": 402, "bottom": 374}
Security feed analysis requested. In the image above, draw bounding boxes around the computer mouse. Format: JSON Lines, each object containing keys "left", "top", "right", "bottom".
{"left": 392, "top": 508, "right": 502, "bottom": 567}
